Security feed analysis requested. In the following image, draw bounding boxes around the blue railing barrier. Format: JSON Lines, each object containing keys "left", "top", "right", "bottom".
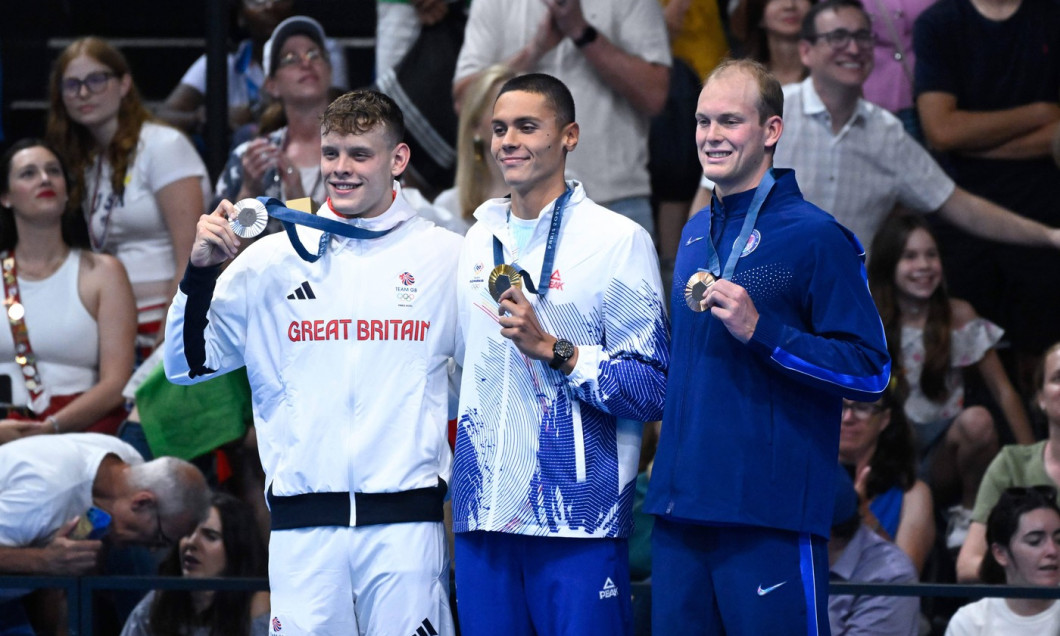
{"left": 4, "top": 577, "right": 1060, "bottom": 635}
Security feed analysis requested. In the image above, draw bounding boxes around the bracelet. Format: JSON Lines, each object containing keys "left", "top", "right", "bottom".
{"left": 573, "top": 25, "right": 598, "bottom": 48}
{"left": 45, "top": 415, "right": 60, "bottom": 434}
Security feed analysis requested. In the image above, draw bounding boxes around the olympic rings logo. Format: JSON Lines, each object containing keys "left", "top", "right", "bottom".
{"left": 396, "top": 292, "right": 416, "bottom": 302}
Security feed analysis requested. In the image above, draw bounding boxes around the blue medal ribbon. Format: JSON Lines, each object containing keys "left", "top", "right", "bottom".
{"left": 698, "top": 169, "right": 776, "bottom": 280}
{"left": 258, "top": 197, "right": 395, "bottom": 263}
{"left": 492, "top": 187, "right": 572, "bottom": 298}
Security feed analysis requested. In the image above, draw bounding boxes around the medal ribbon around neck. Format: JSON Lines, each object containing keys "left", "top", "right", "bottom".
{"left": 234, "top": 197, "right": 395, "bottom": 263}
{"left": 686, "top": 169, "right": 776, "bottom": 311}
{"left": 490, "top": 187, "right": 572, "bottom": 301}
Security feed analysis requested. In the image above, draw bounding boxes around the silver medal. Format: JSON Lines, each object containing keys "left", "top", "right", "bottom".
{"left": 230, "top": 199, "right": 269, "bottom": 238}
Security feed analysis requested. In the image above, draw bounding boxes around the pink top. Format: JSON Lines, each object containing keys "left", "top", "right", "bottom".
{"left": 862, "top": 0, "right": 937, "bottom": 113}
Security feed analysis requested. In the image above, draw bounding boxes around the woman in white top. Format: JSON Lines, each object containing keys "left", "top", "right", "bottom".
{"left": 946, "top": 486, "right": 1060, "bottom": 635}
{"left": 46, "top": 37, "right": 210, "bottom": 357}
{"left": 0, "top": 139, "right": 136, "bottom": 443}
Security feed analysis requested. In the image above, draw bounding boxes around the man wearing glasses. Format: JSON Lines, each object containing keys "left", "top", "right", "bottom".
{"left": 0, "top": 433, "right": 210, "bottom": 632}
{"left": 690, "top": 0, "right": 1060, "bottom": 255}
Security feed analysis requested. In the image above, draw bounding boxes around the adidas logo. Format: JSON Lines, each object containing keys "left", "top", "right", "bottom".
{"left": 412, "top": 617, "right": 438, "bottom": 636}
{"left": 287, "top": 281, "right": 316, "bottom": 300}
{"left": 598, "top": 577, "right": 618, "bottom": 599}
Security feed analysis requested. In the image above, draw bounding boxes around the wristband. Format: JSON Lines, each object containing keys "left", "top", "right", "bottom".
{"left": 45, "top": 415, "right": 60, "bottom": 434}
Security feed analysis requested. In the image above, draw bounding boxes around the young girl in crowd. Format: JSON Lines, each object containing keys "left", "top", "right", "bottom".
{"left": 0, "top": 138, "right": 135, "bottom": 442}
{"left": 121, "top": 492, "right": 270, "bottom": 636}
{"left": 46, "top": 37, "right": 210, "bottom": 358}
{"left": 956, "top": 342, "right": 1060, "bottom": 581}
{"left": 945, "top": 486, "right": 1060, "bottom": 635}
{"left": 868, "top": 210, "right": 1033, "bottom": 550}
{"left": 839, "top": 381, "right": 935, "bottom": 573}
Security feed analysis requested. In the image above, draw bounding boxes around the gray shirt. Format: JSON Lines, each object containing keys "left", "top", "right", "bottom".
{"left": 829, "top": 524, "right": 920, "bottom": 636}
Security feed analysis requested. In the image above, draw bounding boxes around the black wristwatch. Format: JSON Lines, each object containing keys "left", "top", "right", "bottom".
{"left": 573, "top": 25, "right": 598, "bottom": 48}
{"left": 550, "top": 338, "right": 576, "bottom": 370}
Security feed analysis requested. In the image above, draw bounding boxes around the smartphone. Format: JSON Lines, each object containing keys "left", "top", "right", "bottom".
{"left": 72, "top": 506, "right": 112, "bottom": 540}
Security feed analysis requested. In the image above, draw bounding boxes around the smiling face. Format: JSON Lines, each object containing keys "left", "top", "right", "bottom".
{"left": 994, "top": 507, "right": 1060, "bottom": 587}
{"left": 1, "top": 146, "right": 68, "bottom": 221}
{"left": 894, "top": 227, "right": 942, "bottom": 303}
{"left": 490, "top": 89, "right": 577, "bottom": 197}
{"left": 763, "top": 0, "right": 812, "bottom": 38}
{"left": 799, "top": 6, "right": 874, "bottom": 91}
{"left": 320, "top": 126, "right": 409, "bottom": 219}
{"left": 60, "top": 54, "right": 129, "bottom": 131}
{"left": 695, "top": 68, "right": 782, "bottom": 197}
{"left": 180, "top": 506, "right": 227, "bottom": 578}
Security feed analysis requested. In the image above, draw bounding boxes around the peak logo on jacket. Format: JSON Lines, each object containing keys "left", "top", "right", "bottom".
{"left": 288, "top": 318, "right": 431, "bottom": 342}
{"left": 396, "top": 271, "right": 418, "bottom": 307}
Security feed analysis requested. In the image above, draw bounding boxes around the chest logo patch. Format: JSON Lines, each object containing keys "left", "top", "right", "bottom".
{"left": 737, "top": 230, "right": 762, "bottom": 257}
{"left": 396, "top": 271, "right": 418, "bottom": 306}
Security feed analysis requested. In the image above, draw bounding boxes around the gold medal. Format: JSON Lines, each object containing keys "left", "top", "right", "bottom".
{"left": 488, "top": 264, "right": 522, "bottom": 302}
{"left": 684, "top": 271, "right": 716, "bottom": 312}
{"left": 230, "top": 199, "right": 269, "bottom": 238}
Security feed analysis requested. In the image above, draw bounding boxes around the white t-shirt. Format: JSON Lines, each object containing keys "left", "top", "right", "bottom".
{"left": 83, "top": 122, "right": 210, "bottom": 324}
{"left": 945, "top": 597, "right": 1060, "bottom": 636}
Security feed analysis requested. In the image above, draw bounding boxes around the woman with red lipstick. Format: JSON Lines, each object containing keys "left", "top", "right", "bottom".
{"left": 868, "top": 209, "right": 1033, "bottom": 552}
{"left": 120, "top": 492, "right": 270, "bottom": 636}
{"left": 0, "top": 138, "right": 136, "bottom": 443}
{"left": 945, "top": 486, "right": 1060, "bottom": 634}
{"left": 46, "top": 37, "right": 210, "bottom": 359}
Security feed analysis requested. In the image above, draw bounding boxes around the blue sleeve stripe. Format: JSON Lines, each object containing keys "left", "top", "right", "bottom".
{"left": 771, "top": 346, "right": 890, "bottom": 394}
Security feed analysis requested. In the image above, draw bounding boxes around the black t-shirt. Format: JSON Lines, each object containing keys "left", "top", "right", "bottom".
{"left": 914, "top": 0, "right": 1060, "bottom": 221}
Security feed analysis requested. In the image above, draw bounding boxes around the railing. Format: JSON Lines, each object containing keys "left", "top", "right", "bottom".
{"left": 4, "top": 577, "right": 1060, "bottom": 635}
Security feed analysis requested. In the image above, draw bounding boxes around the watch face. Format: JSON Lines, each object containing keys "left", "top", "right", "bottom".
{"left": 554, "top": 338, "right": 575, "bottom": 360}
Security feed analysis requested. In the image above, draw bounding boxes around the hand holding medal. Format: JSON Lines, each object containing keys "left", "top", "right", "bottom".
{"left": 190, "top": 200, "right": 243, "bottom": 268}
{"left": 685, "top": 270, "right": 717, "bottom": 312}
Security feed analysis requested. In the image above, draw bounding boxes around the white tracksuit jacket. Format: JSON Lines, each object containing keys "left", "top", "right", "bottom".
{"left": 164, "top": 184, "right": 461, "bottom": 505}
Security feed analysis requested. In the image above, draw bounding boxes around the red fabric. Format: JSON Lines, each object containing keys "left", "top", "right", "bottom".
{"left": 7, "top": 393, "right": 127, "bottom": 436}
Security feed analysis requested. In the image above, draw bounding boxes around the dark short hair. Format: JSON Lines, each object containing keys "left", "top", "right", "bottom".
{"left": 496, "top": 73, "right": 576, "bottom": 127}
{"left": 320, "top": 89, "right": 405, "bottom": 146}
{"left": 703, "top": 58, "right": 783, "bottom": 123}
{"left": 801, "top": 0, "right": 869, "bottom": 41}
{"left": 980, "top": 486, "right": 1060, "bottom": 584}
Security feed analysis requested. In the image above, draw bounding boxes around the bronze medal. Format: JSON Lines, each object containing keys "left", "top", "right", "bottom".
{"left": 684, "top": 271, "right": 716, "bottom": 312}
{"left": 488, "top": 264, "right": 522, "bottom": 302}
{"left": 230, "top": 198, "right": 269, "bottom": 238}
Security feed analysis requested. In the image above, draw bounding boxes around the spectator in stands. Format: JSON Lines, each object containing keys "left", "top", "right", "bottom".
{"left": 868, "top": 209, "right": 1032, "bottom": 551}
{"left": 829, "top": 464, "right": 920, "bottom": 636}
{"left": 860, "top": 0, "right": 933, "bottom": 139}
{"left": 375, "top": 0, "right": 453, "bottom": 80}
{"left": 157, "top": 0, "right": 347, "bottom": 136}
{"left": 729, "top": 0, "right": 814, "bottom": 85}
{"left": 120, "top": 492, "right": 270, "bottom": 636}
{"left": 955, "top": 342, "right": 1060, "bottom": 582}
{"left": 839, "top": 380, "right": 935, "bottom": 573}
{"left": 0, "top": 433, "right": 210, "bottom": 633}
{"left": 46, "top": 37, "right": 211, "bottom": 359}
{"left": 214, "top": 16, "right": 333, "bottom": 211}
{"left": 915, "top": 0, "right": 1060, "bottom": 401}
{"left": 453, "top": 0, "right": 671, "bottom": 236}
{"left": 946, "top": 486, "right": 1060, "bottom": 634}
{"left": 688, "top": 0, "right": 1060, "bottom": 256}
{"left": 424, "top": 64, "right": 514, "bottom": 235}
{"left": 0, "top": 138, "right": 136, "bottom": 442}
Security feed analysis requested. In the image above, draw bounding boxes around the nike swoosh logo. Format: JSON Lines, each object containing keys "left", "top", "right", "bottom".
{"left": 757, "top": 581, "right": 787, "bottom": 596}
{"left": 685, "top": 236, "right": 704, "bottom": 246}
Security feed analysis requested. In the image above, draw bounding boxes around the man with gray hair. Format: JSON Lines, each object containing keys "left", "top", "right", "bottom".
{"left": 0, "top": 432, "right": 209, "bottom": 573}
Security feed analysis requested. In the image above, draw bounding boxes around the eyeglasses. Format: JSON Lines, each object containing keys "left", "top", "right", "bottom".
{"left": 806, "top": 28, "right": 876, "bottom": 50}
{"left": 61, "top": 71, "right": 116, "bottom": 97}
{"left": 277, "top": 48, "right": 325, "bottom": 69}
{"left": 243, "top": 0, "right": 291, "bottom": 8}
{"left": 1005, "top": 485, "right": 1059, "bottom": 500}
{"left": 152, "top": 504, "right": 175, "bottom": 549}
{"left": 842, "top": 401, "right": 885, "bottom": 419}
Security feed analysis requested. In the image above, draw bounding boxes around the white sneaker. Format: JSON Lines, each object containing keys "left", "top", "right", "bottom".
{"left": 946, "top": 505, "right": 974, "bottom": 550}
